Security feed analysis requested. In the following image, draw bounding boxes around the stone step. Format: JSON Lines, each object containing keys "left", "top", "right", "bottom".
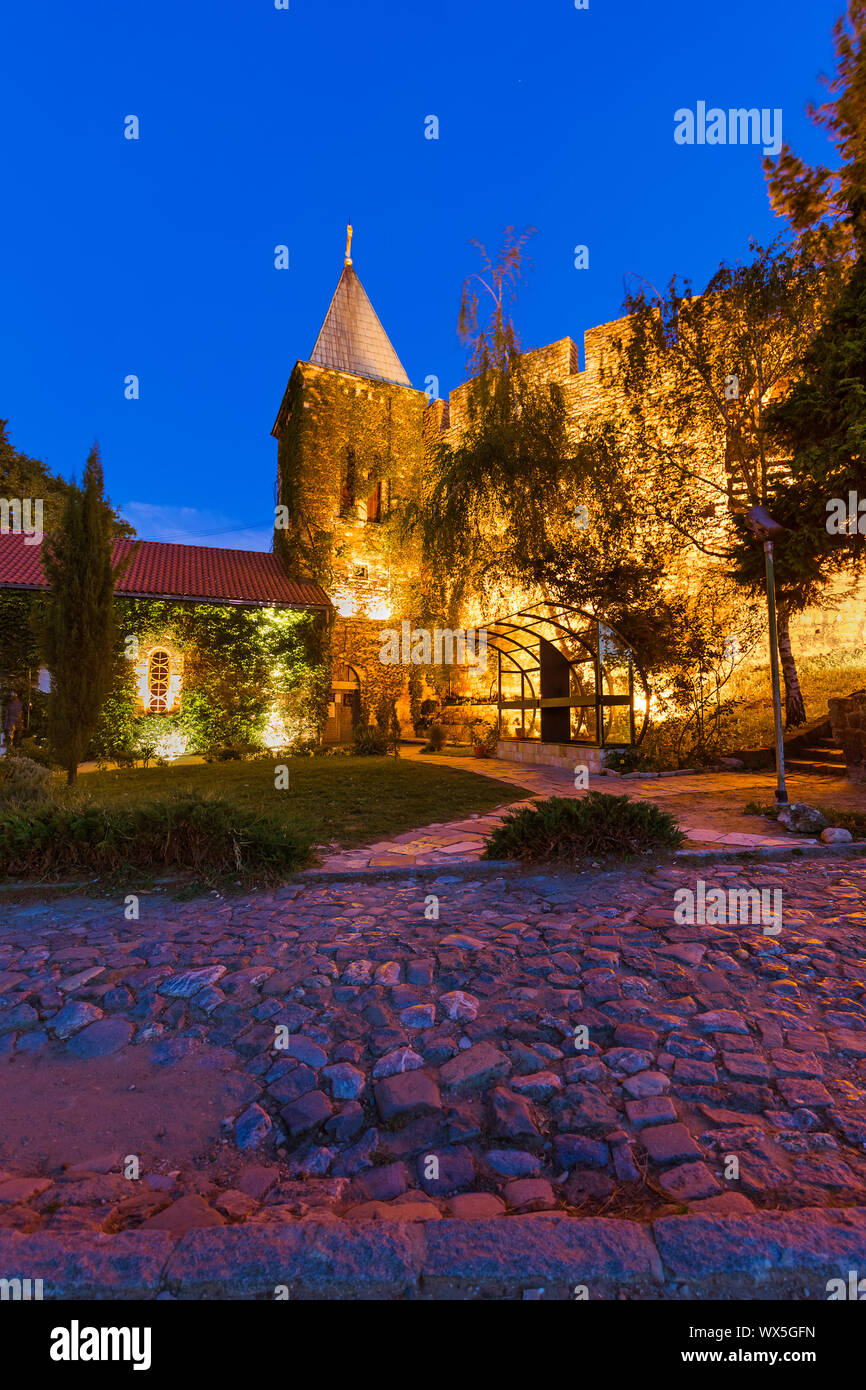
{"left": 786, "top": 758, "right": 846, "bottom": 776}
{"left": 799, "top": 747, "right": 845, "bottom": 763}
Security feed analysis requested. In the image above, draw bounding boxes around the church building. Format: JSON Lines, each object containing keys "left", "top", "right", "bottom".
{"left": 2, "top": 227, "right": 863, "bottom": 767}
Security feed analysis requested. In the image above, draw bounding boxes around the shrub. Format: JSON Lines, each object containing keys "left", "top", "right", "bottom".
{"left": 15, "top": 737, "right": 58, "bottom": 770}
{"left": 0, "top": 755, "right": 54, "bottom": 807}
{"left": 88, "top": 680, "right": 138, "bottom": 764}
{"left": 482, "top": 791, "right": 683, "bottom": 864}
{"left": 421, "top": 722, "right": 445, "bottom": 753}
{"left": 353, "top": 722, "right": 389, "bottom": 756}
{"left": 386, "top": 702, "right": 401, "bottom": 758}
{"left": 203, "top": 742, "right": 259, "bottom": 762}
{"left": 470, "top": 720, "right": 499, "bottom": 755}
{"left": 293, "top": 740, "right": 354, "bottom": 758}
{"left": 602, "top": 747, "right": 643, "bottom": 774}
{"left": 816, "top": 805, "right": 866, "bottom": 839}
{"left": 413, "top": 698, "right": 438, "bottom": 735}
{"left": 131, "top": 714, "right": 191, "bottom": 766}
{"left": 0, "top": 791, "right": 312, "bottom": 881}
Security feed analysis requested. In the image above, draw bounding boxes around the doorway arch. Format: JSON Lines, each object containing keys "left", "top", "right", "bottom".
{"left": 326, "top": 663, "right": 362, "bottom": 743}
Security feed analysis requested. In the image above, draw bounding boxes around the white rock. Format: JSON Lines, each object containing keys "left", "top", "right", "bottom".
{"left": 440, "top": 990, "right": 480, "bottom": 1021}
{"left": 820, "top": 826, "right": 853, "bottom": 844}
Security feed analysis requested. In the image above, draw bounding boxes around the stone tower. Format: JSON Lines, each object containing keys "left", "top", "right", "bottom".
{"left": 271, "top": 228, "right": 429, "bottom": 737}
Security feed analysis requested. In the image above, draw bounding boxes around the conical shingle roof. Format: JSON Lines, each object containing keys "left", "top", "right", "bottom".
{"left": 309, "top": 263, "right": 411, "bottom": 387}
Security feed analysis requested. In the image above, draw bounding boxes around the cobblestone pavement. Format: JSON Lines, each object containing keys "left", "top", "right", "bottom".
{"left": 314, "top": 751, "right": 841, "bottom": 870}
{"left": 1, "top": 855, "right": 865, "bottom": 1243}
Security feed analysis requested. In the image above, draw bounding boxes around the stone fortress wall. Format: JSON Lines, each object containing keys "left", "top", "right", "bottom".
{"left": 440, "top": 316, "right": 866, "bottom": 668}
{"left": 274, "top": 280, "right": 866, "bottom": 739}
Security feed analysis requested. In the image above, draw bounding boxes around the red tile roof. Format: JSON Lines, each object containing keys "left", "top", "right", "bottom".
{"left": 0, "top": 533, "right": 331, "bottom": 610}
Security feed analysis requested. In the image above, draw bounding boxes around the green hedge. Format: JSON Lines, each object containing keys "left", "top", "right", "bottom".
{"left": 482, "top": 791, "right": 683, "bottom": 863}
{"left": 0, "top": 792, "right": 312, "bottom": 882}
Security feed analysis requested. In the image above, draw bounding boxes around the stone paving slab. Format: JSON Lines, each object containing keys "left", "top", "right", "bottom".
{"left": 311, "top": 751, "right": 856, "bottom": 872}
{"left": 652, "top": 1207, "right": 866, "bottom": 1290}
{"left": 421, "top": 1214, "right": 663, "bottom": 1296}
{"left": 4, "top": 1209, "right": 865, "bottom": 1298}
{"left": 0, "top": 1229, "right": 173, "bottom": 1299}
{"left": 163, "top": 1221, "right": 424, "bottom": 1300}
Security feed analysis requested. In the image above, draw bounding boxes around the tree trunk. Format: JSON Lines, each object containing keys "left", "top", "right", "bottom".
{"left": 776, "top": 602, "right": 807, "bottom": 728}
{"left": 66, "top": 764, "right": 77, "bottom": 787}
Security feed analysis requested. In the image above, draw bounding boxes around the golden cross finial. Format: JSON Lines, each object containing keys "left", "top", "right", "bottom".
{"left": 345, "top": 223, "right": 353, "bottom": 265}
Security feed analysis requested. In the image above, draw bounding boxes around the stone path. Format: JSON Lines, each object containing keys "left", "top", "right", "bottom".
{"left": 313, "top": 749, "right": 832, "bottom": 871}
{"left": 1, "top": 857, "right": 865, "bottom": 1254}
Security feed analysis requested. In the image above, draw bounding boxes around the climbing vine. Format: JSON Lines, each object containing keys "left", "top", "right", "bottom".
{"left": 0, "top": 590, "right": 330, "bottom": 760}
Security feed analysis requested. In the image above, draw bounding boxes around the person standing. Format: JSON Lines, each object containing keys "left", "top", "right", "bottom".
{"left": 3, "top": 691, "right": 24, "bottom": 751}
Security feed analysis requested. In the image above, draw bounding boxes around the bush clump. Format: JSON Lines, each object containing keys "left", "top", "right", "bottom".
{"left": 602, "top": 747, "right": 644, "bottom": 774}
{"left": 352, "top": 723, "right": 389, "bottom": 756}
{"left": 0, "top": 791, "right": 312, "bottom": 882}
{"left": 421, "top": 722, "right": 445, "bottom": 753}
{"left": 482, "top": 791, "right": 683, "bottom": 864}
{"left": 0, "top": 755, "right": 54, "bottom": 807}
{"left": 15, "top": 738, "right": 59, "bottom": 770}
{"left": 203, "top": 742, "right": 259, "bottom": 763}
{"left": 469, "top": 720, "right": 499, "bottom": 756}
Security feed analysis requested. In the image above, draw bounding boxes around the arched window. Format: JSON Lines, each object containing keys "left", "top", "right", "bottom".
{"left": 366, "top": 480, "right": 381, "bottom": 521}
{"left": 340, "top": 448, "right": 357, "bottom": 517}
{"left": 147, "top": 649, "right": 171, "bottom": 712}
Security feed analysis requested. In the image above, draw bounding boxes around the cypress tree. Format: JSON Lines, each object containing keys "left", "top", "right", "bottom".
{"left": 42, "top": 445, "right": 126, "bottom": 785}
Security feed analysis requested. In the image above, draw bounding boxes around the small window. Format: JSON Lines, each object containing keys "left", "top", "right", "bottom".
{"left": 366, "top": 481, "right": 381, "bottom": 522}
{"left": 340, "top": 449, "right": 357, "bottom": 517}
{"left": 147, "top": 649, "right": 171, "bottom": 712}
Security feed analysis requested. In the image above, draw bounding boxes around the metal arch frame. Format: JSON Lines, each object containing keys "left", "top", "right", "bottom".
{"left": 483, "top": 601, "right": 650, "bottom": 748}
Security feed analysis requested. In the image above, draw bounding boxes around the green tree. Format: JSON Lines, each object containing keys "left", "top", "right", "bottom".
{"left": 1, "top": 417, "right": 135, "bottom": 538}
{"left": 0, "top": 418, "right": 72, "bottom": 533}
{"left": 758, "top": 2, "right": 866, "bottom": 640}
{"left": 763, "top": 255, "right": 866, "bottom": 571}
{"left": 764, "top": 0, "right": 866, "bottom": 251}
{"left": 614, "top": 239, "right": 835, "bottom": 725}
{"left": 407, "top": 231, "right": 669, "bottom": 645}
{"left": 42, "top": 446, "right": 129, "bottom": 784}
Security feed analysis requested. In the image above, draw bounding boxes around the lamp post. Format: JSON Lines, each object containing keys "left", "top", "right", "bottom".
{"left": 745, "top": 504, "right": 788, "bottom": 807}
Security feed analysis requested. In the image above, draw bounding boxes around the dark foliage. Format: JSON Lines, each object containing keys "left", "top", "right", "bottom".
{"left": 482, "top": 791, "right": 683, "bottom": 863}
{"left": 0, "top": 792, "right": 312, "bottom": 881}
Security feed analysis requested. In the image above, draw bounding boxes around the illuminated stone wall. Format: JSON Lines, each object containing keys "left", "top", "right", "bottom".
{"left": 275, "top": 314, "right": 866, "bottom": 742}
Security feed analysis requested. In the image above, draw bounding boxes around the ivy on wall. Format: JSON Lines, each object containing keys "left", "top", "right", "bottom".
{"left": 114, "top": 598, "right": 327, "bottom": 755}
{"left": 0, "top": 590, "right": 43, "bottom": 690}
{"left": 273, "top": 364, "right": 426, "bottom": 592}
{"left": 0, "top": 590, "right": 330, "bottom": 758}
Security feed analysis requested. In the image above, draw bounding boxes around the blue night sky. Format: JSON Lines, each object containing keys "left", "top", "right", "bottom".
{"left": 1, "top": 0, "right": 842, "bottom": 551}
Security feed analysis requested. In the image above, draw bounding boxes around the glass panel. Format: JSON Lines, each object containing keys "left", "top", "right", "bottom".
{"left": 492, "top": 612, "right": 640, "bottom": 746}
{"left": 522, "top": 705, "right": 540, "bottom": 738}
{"left": 602, "top": 702, "right": 633, "bottom": 745}
{"left": 571, "top": 704, "right": 597, "bottom": 743}
{"left": 569, "top": 660, "right": 596, "bottom": 701}
{"left": 598, "top": 623, "right": 632, "bottom": 697}
{"left": 148, "top": 650, "right": 170, "bottom": 713}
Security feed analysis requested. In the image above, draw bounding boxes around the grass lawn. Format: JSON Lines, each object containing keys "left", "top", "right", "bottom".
{"left": 67, "top": 756, "right": 526, "bottom": 850}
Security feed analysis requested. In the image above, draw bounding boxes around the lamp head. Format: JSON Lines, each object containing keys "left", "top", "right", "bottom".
{"left": 745, "top": 504, "right": 785, "bottom": 539}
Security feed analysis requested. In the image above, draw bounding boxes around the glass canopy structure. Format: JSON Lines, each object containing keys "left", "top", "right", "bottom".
{"left": 484, "top": 602, "right": 650, "bottom": 747}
